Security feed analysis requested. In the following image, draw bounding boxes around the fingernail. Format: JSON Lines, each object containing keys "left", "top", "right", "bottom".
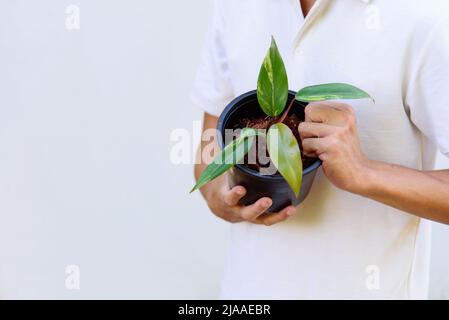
{"left": 287, "top": 208, "right": 296, "bottom": 216}
{"left": 236, "top": 188, "right": 245, "bottom": 195}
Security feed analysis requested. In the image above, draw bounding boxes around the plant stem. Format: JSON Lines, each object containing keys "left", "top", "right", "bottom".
{"left": 278, "top": 97, "right": 296, "bottom": 124}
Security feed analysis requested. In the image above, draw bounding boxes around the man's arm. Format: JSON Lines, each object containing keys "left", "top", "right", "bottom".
{"left": 194, "top": 112, "right": 297, "bottom": 225}
{"left": 298, "top": 102, "right": 449, "bottom": 225}
{"left": 359, "top": 162, "right": 449, "bottom": 224}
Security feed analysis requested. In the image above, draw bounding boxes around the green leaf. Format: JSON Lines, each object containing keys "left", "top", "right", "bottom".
{"left": 190, "top": 128, "right": 261, "bottom": 193}
{"left": 267, "top": 123, "right": 303, "bottom": 196}
{"left": 257, "top": 36, "right": 289, "bottom": 117}
{"left": 295, "top": 83, "right": 374, "bottom": 103}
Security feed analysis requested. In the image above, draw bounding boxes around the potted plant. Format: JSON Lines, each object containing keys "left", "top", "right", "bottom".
{"left": 191, "top": 37, "right": 373, "bottom": 212}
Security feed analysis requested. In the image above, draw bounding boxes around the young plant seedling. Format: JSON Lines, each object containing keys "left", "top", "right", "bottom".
{"left": 191, "top": 36, "right": 373, "bottom": 196}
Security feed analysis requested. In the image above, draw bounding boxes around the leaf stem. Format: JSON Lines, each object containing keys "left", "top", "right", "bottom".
{"left": 278, "top": 97, "right": 296, "bottom": 124}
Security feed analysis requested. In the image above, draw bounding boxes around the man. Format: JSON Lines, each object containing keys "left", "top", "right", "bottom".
{"left": 191, "top": 0, "right": 449, "bottom": 299}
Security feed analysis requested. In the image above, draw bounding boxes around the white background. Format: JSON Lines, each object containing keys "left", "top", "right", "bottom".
{"left": 0, "top": 0, "right": 448, "bottom": 299}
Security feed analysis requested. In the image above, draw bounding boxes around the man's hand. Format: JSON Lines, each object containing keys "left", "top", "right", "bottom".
{"left": 203, "top": 176, "right": 296, "bottom": 225}
{"left": 297, "top": 102, "right": 449, "bottom": 224}
{"left": 298, "top": 102, "right": 370, "bottom": 193}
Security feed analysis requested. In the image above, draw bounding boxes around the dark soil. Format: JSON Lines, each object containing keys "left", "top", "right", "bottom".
{"left": 238, "top": 114, "right": 316, "bottom": 173}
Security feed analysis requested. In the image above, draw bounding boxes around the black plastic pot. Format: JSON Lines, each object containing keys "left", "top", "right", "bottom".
{"left": 217, "top": 90, "right": 322, "bottom": 213}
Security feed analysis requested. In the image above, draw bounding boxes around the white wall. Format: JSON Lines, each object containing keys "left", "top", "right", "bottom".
{"left": 0, "top": 0, "right": 447, "bottom": 299}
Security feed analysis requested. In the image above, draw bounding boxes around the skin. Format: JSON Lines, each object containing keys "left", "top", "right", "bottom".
{"left": 300, "top": 0, "right": 315, "bottom": 17}
{"left": 194, "top": 0, "right": 449, "bottom": 225}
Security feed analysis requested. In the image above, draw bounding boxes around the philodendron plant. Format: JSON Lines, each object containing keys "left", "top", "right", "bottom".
{"left": 191, "top": 36, "right": 373, "bottom": 196}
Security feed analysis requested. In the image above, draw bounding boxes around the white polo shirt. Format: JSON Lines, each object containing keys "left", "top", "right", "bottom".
{"left": 191, "top": 0, "right": 449, "bottom": 299}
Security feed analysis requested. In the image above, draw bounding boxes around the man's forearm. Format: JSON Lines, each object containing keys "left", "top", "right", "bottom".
{"left": 356, "top": 160, "right": 449, "bottom": 224}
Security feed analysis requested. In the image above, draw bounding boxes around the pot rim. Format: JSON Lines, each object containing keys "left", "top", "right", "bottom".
{"left": 217, "top": 90, "right": 322, "bottom": 181}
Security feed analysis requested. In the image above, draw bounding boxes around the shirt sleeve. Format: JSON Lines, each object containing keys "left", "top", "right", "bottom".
{"left": 190, "top": 0, "right": 234, "bottom": 117}
{"left": 406, "top": 18, "right": 449, "bottom": 157}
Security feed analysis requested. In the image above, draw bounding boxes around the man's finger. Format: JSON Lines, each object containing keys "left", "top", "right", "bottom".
{"left": 254, "top": 206, "right": 297, "bottom": 226}
{"left": 304, "top": 103, "right": 348, "bottom": 126}
{"left": 223, "top": 186, "right": 247, "bottom": 206}
{"left": 302, "top": 137, "right": 330, "bottom": 157}
{"left": 298, "top": 122, "right": 336, "bottom": 140}
{"left": 320, "top": 101, "right": 354, "bottom": 114}
{"left": 239, "top": 197, "right": 272, "bottom": 221}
